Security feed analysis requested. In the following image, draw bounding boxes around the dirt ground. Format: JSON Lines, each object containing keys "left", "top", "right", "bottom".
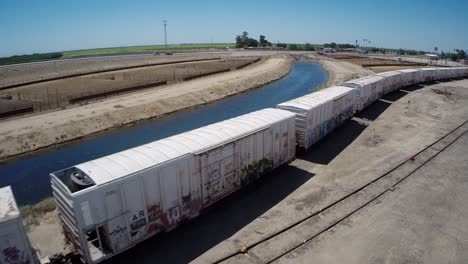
{"left": 25, "top": 209, "right": 66, "bottom": 261}
{"left": 1, "top": 57, "right": 258, "bottom": 113}
{"left": 368, "top": 65, "right": 431, "bottom": 73}
{"left": 322, "top": 53, "right": 428, "bottom": 74}
{"left": 195, "top": 79, "right": 468, "bottom": 264}
{"left": 0, "top": 54, "right": 219, "bottom": 88}
{"left": 0, "top": 56, "right": 293, "bottom": 161}
{"left": 307, "top": 54, "right": 374, "bottom": 86}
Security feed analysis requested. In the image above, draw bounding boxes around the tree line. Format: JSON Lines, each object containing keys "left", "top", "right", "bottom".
{"left": 0, "top": 52, "right": 63, "bottom": 65}
{"left": 235, "top": 32, "right": 272, "bottom": 48}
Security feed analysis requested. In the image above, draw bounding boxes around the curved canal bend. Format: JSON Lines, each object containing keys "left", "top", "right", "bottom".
{"left": 0, "top": 62, "right": 327, "bottom": 205}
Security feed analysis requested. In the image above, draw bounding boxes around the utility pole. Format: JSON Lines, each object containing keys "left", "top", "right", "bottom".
{"left": 163, "top": 20, "right": 168, "bottom": 50}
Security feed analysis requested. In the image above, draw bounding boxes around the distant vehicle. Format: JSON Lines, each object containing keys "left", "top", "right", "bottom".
{"left": 1, "top": 94, "right": 12, "bottom": 100}
{"left": 165, "top": 52, "right": 173, "bottom": 55}
{"left": 152, "top": 52, "right": 161, "bottom": 56}
{"left": 323, "top": 48, "right": 336, "bottom": 53}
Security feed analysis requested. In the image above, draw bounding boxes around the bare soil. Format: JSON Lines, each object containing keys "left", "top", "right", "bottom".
{"left": 323, "top": 53, "right": 427, "bottom": 73}
{"left": 307, "top": 54, "right": 374, "bottom": 86}
{"left": 0, "top": 56, "right": 293, "bottom": 161}
{"left": 368, "top": 65, "right": 432, "bottom": 73}
{"left": 0, "top": 54, "right": 219, "bottom": 89}
{"left": 1, "top": 57, "right": 258, "bottom": 113}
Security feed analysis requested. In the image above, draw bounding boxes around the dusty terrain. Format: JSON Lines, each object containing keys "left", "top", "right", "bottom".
{"left": 321, "top": 53, "right": 429, "bottom": 75}
{"left": 193, "top": 79, "right": 468, "bottom": 264}
{"left": 0, "top": 56, "right": 293, "bottom": 161}
{"left": 308, "top": 54, "right": 374, "bottom": 86}
{"left": 1, "top": 57, "right": 258, "bottom": 113}
{"left": 367, "top": 64, "right": 431, "bottom": 73}
{"left": 0, "top": 54, "right": 219, "bottom": 88}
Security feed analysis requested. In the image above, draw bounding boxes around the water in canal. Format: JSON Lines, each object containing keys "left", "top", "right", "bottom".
{"left": 0, "top": 62, "right": 327, "bottom": 205}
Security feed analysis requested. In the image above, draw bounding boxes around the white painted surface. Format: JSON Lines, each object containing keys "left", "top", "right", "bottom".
{"left": 376, "top": 71, "right": 404, "bottom": 93}
{"left": 277, "top": 86, "right": 355, "bottom": 149}
{"left": 342, "top": 75, "right": 385, "bottom": 111}
{"left": 398, "top": 69, "right": 422, "bottom": 87}
{"left": 0, "top": 186, "right": 37, "bottom": 264}
{"left": 51, "top": 108, "right": 296, "bottom": 264}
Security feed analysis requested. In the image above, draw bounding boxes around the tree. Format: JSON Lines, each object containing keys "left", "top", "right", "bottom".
{"left": 247, "top": 38, "right": 259, "bottom": 47}
{"left": 288, "top": 44, "right": 299, "bottom": 50}
{"left": 235, "top": 35, "right": 243, "bottom": 48}
{"left": 450, "top": 53, "right": 459, "bottom": 61}
{"left": 276, "top": 43, "right": 287, "bottom": 48}
{"left": 330, "top": 42, "right": 337, "bottom": 49}
{"left": 234, "top": 31, "right": 259, "bottom": 48}
{"left": 397, "top": 48, "right": 405, "bottom": 55}
{"left": 304, "top": 43, "right": 315, "bottom": 51}
{"left": 241, "top": 31, "right": 249, "bottom": 45}
{"left": 259, "top": 35, "right": 271, "bottom": 47}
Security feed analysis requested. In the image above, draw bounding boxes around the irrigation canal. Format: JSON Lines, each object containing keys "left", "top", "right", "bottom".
{"left": 0, "top": 62, "right": 327, "bottom": 205}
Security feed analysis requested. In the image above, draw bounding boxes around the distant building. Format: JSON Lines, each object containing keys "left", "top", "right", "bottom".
{"left": 323, "top": 48, "right": 336, "bottom": 53}
{"left": 425, "top": 54, "right": 440, "bottom": 60}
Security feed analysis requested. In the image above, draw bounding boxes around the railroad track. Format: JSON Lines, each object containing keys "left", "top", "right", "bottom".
{"left": 213, "top": 119, "right": 468, "bottom": 263}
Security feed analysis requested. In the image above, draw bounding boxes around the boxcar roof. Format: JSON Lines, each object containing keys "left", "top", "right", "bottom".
{"left": 277, "top": 86, "right": 354, "bottom": 111}
{"left": 397, "top": 68, "right": 421, "bottom": 73}
{"left": 0, "top": 186, "right": 19, "bottom": 222}
{"left": 74, "top": 108, "right": 295, "bottom": 186}
{"left": 376, "top": 70, "right": 403, "bottom": 77}
{"left": 344, "top": 75, "right": 384, "bottom": 86}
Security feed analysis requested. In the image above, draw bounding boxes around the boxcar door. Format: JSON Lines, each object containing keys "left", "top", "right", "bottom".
{"left": 221, "top": 143, "right": 237, "bottom": 193}
{"left": 159, "top": 154, "right": 191, "bottom": 227}
{"left": 120, "top": 178, "right": 147, "bottom": 242}
{"left": 103, "top": 186, "right": 129, "bottom": 252}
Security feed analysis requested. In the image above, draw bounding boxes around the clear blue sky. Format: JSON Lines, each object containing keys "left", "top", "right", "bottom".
{"left": 1, "top": 0, "right": 467, "bottom": 57}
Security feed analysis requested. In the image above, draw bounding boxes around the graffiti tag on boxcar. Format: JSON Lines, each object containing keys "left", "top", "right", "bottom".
{"left": 2, "top": 247, "right": 30, "bottom": 264}
{"left": 160, "top": 206, "right": 181, "bottom": 227}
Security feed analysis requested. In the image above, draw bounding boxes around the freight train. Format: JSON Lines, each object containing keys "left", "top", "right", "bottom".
{"left": 2, "top": 67, "right": 467, "bottom": 264}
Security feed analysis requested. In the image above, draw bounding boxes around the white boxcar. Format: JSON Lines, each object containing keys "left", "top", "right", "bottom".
{"left": 455, "top": 67, "right": 468, "bottom": 78}
{"left": 341, "top": 75, "right": 384, "bottom": 111}
{"left": 376, "top": 71, "right": 403, "bottom": 92}
{"left": 277, "top": 86, "right": 355, "bottom": 150}
{"left": 420, "top": 68, "right": 439, "bottom": 82}
{"left": 50, "top": 108, "right": 295, "bottom": 264}
{"left": 398, "top": 69, "right": 422, "bottom": 87}
{"left": 451, "top": 67, "right": 465, "bottom": 78}
{"left": 0, "top": 186, "right": 38, "bottom": 264}
{"left": 436, "top": 67, "right": 452, "bottom": 80}
{"left": 461, "top": 67, "right": 468, "bottom": 78}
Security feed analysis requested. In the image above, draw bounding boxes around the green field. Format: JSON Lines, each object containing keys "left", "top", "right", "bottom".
{"left": 0, "top": 43, "right": 236, "bottom": 65}
{"left": 62, "top": 43, "right": 235, "bottom": 58}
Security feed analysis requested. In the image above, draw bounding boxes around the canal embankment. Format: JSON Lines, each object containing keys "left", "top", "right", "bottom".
{"left": 0, "top": 56, "right": 293, "bottom": 162}
{"left": 301, "top": 53, "right": 374, "bottom": 88}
